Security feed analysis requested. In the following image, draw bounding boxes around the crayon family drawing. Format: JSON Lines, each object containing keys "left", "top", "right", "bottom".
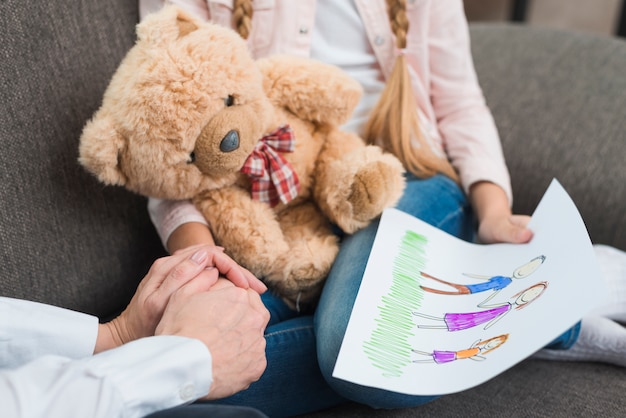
{"left": 333, "top": 180, "right": 606, "bottom": 395}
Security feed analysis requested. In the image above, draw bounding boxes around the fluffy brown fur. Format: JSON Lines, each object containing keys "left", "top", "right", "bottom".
{"left": 79, "top": 6, "right": 406, "bottom": 309}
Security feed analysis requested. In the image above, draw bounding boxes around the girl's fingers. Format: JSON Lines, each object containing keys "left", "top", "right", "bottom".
{"left": 508, "top": 215, "right": 533, "bottom": 243}
{"left": 478, "top": 214, "right": 533, "bottom": 244}
{"left": 509, "top": 214, "right": 531, "bottom": 228}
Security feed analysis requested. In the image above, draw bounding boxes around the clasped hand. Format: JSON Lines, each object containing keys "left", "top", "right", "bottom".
{"left": 95, "top": 244, "right": 270, "bottom": 399}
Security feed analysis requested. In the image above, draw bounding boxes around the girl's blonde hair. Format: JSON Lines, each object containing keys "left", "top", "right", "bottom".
{"left": 232, "top": 0, "right": 458, "bottom": 181}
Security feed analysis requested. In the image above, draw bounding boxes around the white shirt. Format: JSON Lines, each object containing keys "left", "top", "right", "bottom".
{"left": 310, "top": 0, "right": 384, "bottom": 136}
{"left": 0, "top": 297, "right": 213, "bottom": 418}
{"left": 310, "top": 0, "right": 445, "bottom": 155}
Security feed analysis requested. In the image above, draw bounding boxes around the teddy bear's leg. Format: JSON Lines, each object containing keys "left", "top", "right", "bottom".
{"left": 193, "top": 187, "right": 292, "bottom": 280}
{"left": 265, "top": 202, "right": 340, "bottom": 310}
{"left": 314, "top": 130, "right": 406, "bottom": 234}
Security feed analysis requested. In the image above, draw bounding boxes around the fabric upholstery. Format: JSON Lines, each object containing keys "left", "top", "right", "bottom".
{"left": 301, "top": 361, "right": 626, "bottom": 417}
{"left": 0, "top": 0, "right": 164, "bottom": 319}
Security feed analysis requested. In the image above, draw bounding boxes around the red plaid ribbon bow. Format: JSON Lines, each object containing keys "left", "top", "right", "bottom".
{"left": 240, "top": 125, "right": 300, "bottom": 207}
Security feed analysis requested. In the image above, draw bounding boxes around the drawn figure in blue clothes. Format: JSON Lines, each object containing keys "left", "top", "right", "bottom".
{"left": 412, "top": 334, "right": 509, "bottom": 364}
{"left": 419, "top": 255, "right": 546, "bottom": 296}
{"left": 413, "top": 282, "right": 548, "bottom": 331}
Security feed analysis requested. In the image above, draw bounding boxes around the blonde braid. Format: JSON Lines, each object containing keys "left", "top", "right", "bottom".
{"left": 364, "top": 0, "right": 459, "bottom": 182}
{"left": 387, "top": 0, "right": 409, "bottom": 49}
{"left": 232, "top": 0, "right": 253, "bottom": 39}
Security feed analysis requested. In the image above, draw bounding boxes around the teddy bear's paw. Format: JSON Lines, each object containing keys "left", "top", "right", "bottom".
{"left": 349, "top": 161, "right": 392, "bottom": 221}
{"left": 347, "top": 157, "right": 406, "bottom": 226}
{"left": 264, "top": 239, "right": 337, "bottom": 311}
{"left": 270, "top": 254, "right": 333, "bottom": 293}
{"left": 274, "top": 278, "right": 326, "bottom": 313}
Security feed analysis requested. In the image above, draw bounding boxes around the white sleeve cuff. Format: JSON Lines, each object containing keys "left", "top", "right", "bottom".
{"left": 83, "top": 336, "right": 213, "bottom": 416}
{"left": 0, "top": 336, "right": 212, "bottom": 418}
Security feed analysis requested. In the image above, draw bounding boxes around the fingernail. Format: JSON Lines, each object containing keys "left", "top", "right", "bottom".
{"left": 191, "top": 250, "right": 208, "bottom": 265}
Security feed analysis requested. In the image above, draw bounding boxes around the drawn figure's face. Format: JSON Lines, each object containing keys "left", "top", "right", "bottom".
{"left": 514, "top": 282, "right": 548, "bottom": 307}
{"left": 513, "top": 255, "right": 546, "bottom": 279}
{"left": 481, "top": 334, "right": 509, "bottom": 354}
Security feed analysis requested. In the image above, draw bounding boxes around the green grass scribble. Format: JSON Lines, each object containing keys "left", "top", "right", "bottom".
{"left": 362, "top": 230, "right": 427, "bottom": 377}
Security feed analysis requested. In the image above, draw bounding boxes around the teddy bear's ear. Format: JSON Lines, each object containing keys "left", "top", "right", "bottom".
{"left": 136, "top": 5, "right": 200, "bottom": 45}
{"left": 78, "top": 112, "right": 127, "bottom": 186}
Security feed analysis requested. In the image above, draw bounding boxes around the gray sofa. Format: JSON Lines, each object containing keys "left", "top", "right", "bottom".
{"left": 1, "top": 0, "right": 624, "bottom": 417}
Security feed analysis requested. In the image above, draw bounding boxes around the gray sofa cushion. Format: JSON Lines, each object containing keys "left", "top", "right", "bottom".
{"left": 471, "top": 24, "right": 626, "bottom": 250}
{"left": 0, "top": 0, "right": 164, "bottom": 319}
{"left": 301, "top": 360, "right": 625, "bottom": 417}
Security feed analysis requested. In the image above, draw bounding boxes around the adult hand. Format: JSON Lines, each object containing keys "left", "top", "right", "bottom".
{"left": 96, "top": 244, "right": 254, "bottom": 352}
{"left": 156, "top": 279, "right": 270, "bottom": 400}
{"left": 168, "top": 223, "right": 267, "bottom": 294}
{"left": 470, "top": 181, "right": 533, "bottom": 244}
{"left": 172, "top": 243, "right": 266, "bottom": 294}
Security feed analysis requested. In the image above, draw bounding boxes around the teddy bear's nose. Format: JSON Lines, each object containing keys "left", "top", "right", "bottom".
{"left": 220, "top": 130, "right": 240, "bottom": 152}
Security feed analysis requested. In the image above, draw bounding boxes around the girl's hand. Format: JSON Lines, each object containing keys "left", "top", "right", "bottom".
{"left": 478, "top": 213, "right": 533, "bottom": 244}
{"left": 470, "top": 181, "right": 533, "bottom": 244}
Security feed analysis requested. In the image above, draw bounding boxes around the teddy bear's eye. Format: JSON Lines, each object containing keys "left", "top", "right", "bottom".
{"left": 224, "top": 95, "right": 235, "bottom": 107}
{"left": 188, "top": 152, "right": 196, "bottom": 164}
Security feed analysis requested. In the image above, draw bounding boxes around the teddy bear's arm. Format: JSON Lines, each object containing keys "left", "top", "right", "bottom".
{"left": 193, "top": 187, "right": 340, "bottom": 310}
{"left": 313, "top": 130, "right": 406, "bottom": 234}
{"left": 192, "top": 187, "right": 291, "bottom": 279}
{"left": 257, "top": 55, "right": 363, "bottom": 127}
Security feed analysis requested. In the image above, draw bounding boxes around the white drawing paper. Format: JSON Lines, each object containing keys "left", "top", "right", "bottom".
{"left": 333, "top": 179, "right": 607, "bottom": 395}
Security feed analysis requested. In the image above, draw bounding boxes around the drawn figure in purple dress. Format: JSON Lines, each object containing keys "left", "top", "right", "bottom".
{"left": 419, "top": 255, "right": 546, "bottom": 296}
{"left": 413, "top": 282, "right": 548, "bottom": 331}
{"left": 412, "top": 334, "right": 509, "bottom": 364}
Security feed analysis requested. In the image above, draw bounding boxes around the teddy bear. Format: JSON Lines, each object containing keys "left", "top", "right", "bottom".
{"left": 79, "top": 6, "right": 405, "bottom": 310}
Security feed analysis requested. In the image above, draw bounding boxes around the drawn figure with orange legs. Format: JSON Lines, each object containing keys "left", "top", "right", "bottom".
{"left": 412, "top": 334, "right": 509, "bottom": 364}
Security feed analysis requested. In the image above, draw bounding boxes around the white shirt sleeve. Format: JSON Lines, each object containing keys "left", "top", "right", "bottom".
{"left": 0, "top": 336, "right": 213, "bottom": 418}
{"left": 0, "top": 297, "right": 213, "bottom": 418}
{"left": 0, "top": 297, "right": 98, "bottom": 368}
{"left": 148, "top": 198, "right": 208, "bottom": 250}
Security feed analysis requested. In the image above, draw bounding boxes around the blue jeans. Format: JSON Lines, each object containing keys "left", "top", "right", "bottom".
{"left": 210, "top": 174, "right": 580, "bottom": 415}
{"left": 208, "top": 292, "right": 345, "bottom": 418}
{"left": 314, "top": 174, "right": 474, "bottom": 408}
